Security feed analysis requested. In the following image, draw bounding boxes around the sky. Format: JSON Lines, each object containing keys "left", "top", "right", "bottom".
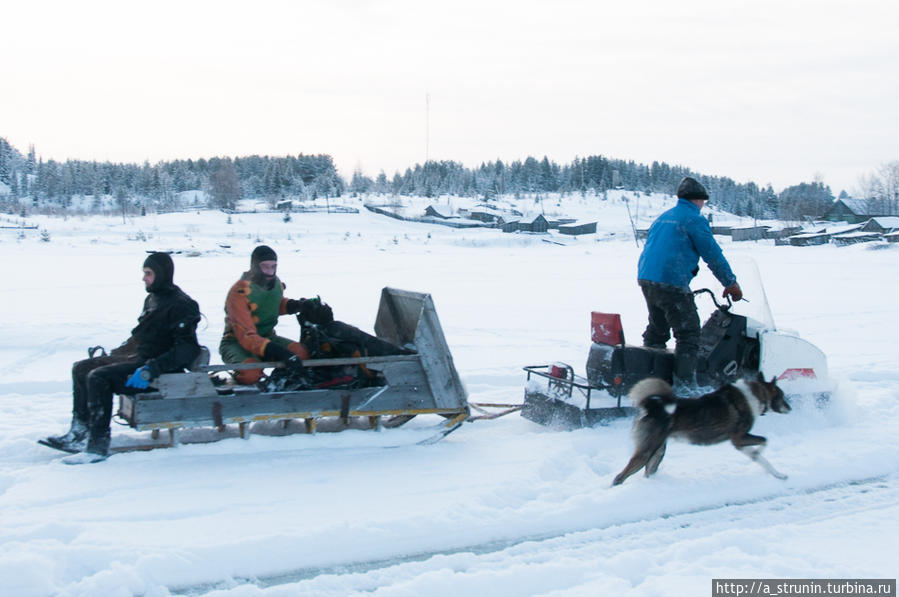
{"left": 2, "top": 0, "right": 898, "bottom": 194}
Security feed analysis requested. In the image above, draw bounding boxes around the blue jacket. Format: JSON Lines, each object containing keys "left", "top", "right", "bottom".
{"left": 637, "top": 199, "right": 737, "bottom": 290}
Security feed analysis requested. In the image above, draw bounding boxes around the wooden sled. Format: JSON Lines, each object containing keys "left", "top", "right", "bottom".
{"left": 115, "top": 288, "right": 469, "bottom": 450}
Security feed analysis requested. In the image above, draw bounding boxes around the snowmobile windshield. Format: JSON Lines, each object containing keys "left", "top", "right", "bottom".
{"left": 692, "top": 255, "right": 776, "bottom": 330}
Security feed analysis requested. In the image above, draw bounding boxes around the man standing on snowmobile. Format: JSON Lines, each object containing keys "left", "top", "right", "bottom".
{"left": 41, "top": 252, "right": 202, "bottom": 463}
{"left": 219, "top": 245, "right": 330, "bottom": 386}
{"left": 637, "top": 176, "right": 742, "bottom": 393}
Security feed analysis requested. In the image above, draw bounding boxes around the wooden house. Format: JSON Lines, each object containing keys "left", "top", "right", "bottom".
{"left": 860, "top": 217, "right": 899, "bottom": 234}
{"left": 547, "top": 217, "right": 577, "bottom": 230}
{"left": 730, "top": 226, "right": 769, "bottom": 242}
{"left": 827, "top": 198, "right": 896, "bottom": 223}
{"left": 500, "top": 218, "right": 521, "bottom": 233}
{"left": 764, "top": 226, "right": 801, "bottom": 240}
{"left": 788, "top": 232, "right": 831, "bottom": 246}
{"left": 832, "top": 231, "right": 883, "bottom": 246}
{"left": 517, "top": 214, "right": 549, "bottom": 233}
{"left": 424, "top": 205, "right": 454, "bottom": 219}
{"left": 469, "top": 207, "right": 503, "bottom": 223}
{"left": 558, "top": 221, "right": 597, "bottom": 236}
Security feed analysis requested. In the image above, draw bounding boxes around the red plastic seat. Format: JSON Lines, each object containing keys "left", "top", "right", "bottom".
{"left": 591, "top": 312, "right": 625, "bottom": 346}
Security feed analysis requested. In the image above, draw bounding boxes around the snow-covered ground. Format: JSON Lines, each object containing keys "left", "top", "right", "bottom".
{"left": 1, "top": 192, "right": 897, "bottom": 597}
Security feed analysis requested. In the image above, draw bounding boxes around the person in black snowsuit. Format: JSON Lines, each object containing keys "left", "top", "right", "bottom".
{"left": 42, "top": 252, "right": 202, "bottom": 463}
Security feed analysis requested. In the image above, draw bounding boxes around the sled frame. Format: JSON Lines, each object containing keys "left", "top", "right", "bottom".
{"left": 521, "top": 364, "right": 636, "bottom": 428}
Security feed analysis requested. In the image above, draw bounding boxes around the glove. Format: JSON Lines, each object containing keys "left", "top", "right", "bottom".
{"left": 262, "top": 342, "right": 306, "bottom": 377}
{"left": 723, "top": 283, "right": 743, "bottom": 302}
{"left": 263, "top": 341, "right": 293, "bottom": 363}
{"left": 125, "top": 366, "right": 152, "bottom": 389}
{"left": 285, "top": 297, "right": 318, "bottom": 317}
{"left": 284, "top": 299, "right": 304, "bottom": 315}
{"left": 289, "top": 297, "right": 334, "bottom": 325}
{"left": 309, "top": 302, "right": 334, "bottom": 326}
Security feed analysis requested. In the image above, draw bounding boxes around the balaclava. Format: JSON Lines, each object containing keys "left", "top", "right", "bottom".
{"left": 143, "top": 252, "right": 175, "bottom": 293}
{"left": 249, "top": 245, "right": 278, "bottom": 288}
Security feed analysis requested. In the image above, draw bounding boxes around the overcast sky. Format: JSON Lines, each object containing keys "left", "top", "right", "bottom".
{"left": 2, "top": 0, "right": 897, "bottom": 193}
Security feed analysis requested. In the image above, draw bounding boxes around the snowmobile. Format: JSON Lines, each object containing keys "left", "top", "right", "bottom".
{"left": 521, "top": 268, "right": 830, "bottom": 429}
{"left": 113, "top": 288, "right": 469, "bottom": 450}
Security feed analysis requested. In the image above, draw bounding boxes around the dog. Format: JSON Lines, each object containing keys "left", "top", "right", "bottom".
{"left": 612, "top": 372, "right": 791, "bottom": 486}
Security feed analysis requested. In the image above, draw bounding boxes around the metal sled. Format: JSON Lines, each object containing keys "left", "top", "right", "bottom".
{"left": 116, "top": 288, "right": 469, "bottom": 445}
{"left": 521, "top": 364, "right": 636, "bottom": 428}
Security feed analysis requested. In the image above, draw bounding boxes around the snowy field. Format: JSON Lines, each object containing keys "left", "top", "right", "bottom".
{"left": 1, "top": 193, "right": 897, "bottom": 596}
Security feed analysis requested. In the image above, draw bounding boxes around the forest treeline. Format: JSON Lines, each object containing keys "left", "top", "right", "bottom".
{"left": 0, "top": 136, "right": 865, "bottom": 220}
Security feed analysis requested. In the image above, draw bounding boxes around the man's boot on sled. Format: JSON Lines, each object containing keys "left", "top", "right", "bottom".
{"left": 41, "top": 416, "right": 88, "bottom": 453}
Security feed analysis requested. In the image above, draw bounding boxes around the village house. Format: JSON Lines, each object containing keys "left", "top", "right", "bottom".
{"left": 424, "top": 205, "right": 454, "bottom": 219}
{"left": 826, "top": 198, "right": 897, "bottom": 224}
{"left": 517, "top": 214, "right": 549, "bottom": 233}
{"left": 558, "top": 221, "right": 597, "bottom": 236}
{"left": 860, "top": 217, "right": 899, "bottom": 234}
{"left": 730, "top": 225, "right": 769, "bottom": 242}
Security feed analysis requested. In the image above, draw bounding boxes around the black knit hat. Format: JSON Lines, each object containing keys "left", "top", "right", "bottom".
{"left": 143, "top": 252, "right": 174, "bottom": 292}
{"left": 676, "top": 177, "right": 709, "bottom": 201}
{"left": 251, "top": 245, "right": 277, "bottom": 267}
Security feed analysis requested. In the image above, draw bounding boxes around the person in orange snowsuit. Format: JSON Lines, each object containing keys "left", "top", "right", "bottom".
{"left": 219, "top": 245, "right": 327, "bottom": 385}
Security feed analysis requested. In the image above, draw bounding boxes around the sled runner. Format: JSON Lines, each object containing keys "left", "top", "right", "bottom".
{"left": 113, "top": 288, "right": 469, "bottom": 449}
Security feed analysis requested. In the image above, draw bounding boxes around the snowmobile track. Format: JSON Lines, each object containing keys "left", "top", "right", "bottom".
{"left": 174, "top": 474, "right": 895, "bottom": 595}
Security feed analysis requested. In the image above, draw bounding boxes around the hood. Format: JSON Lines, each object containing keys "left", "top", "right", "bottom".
{"left": 143, "top": 252, "right": 175, "bottom": 293}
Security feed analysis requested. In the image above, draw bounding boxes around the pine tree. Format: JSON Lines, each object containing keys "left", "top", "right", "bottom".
{"left": 115, "top": 186, "right": 128, "bottom": 223}
{"left": 375, "top": 171, "right": 389, "bottom": 195}
{"left": 26, "top": 145, "right": 36, "bottom": 174}
{"left": 209, "top": 160, "right": 242, "bottom": 210}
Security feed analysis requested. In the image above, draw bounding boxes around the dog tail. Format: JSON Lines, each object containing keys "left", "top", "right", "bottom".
{"left": 628, "top": 377, "right": 676, "bottom": 411}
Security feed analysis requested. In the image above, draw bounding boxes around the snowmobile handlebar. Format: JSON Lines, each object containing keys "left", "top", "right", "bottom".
{"left": 692, "top": 288, "right": 732, "bottom": 310}
{"left": 88, "top": 345, "right": 108, "bottom": 358}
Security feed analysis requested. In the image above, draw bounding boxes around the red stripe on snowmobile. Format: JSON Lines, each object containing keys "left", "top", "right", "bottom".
{"left": 778, "top": 368, "right": 817, "bottom": 380}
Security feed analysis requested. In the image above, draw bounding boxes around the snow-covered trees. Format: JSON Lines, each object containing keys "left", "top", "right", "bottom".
{"left": 0, "top": 139, "right": 344, "bottom": 213}
{"left": 776, "top": 182, "right": 834, "bottom": 221}
{"left": 209, "top": 160, "right": 242, "bottom": 210}
{"left": 349, "top": 168, "right": 373, "bottom": 196}
{"left": 857, "top": 161, "right": 899, "bottom": 216}
{"left": 4, "top": 136, "right": 889, "bottom": 221}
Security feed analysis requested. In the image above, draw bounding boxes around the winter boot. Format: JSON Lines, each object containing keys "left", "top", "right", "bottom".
{"left": 672, "top": 347, "right": 701, "bottom": 397}
{"left": 39, "top": 418, "right": 88, "bottom": 453}
{"left": 62, "top": 431, "right": 110, "bottom": 465}
{"left": 672, "top": 373, "right": 701, "bottom": 397}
